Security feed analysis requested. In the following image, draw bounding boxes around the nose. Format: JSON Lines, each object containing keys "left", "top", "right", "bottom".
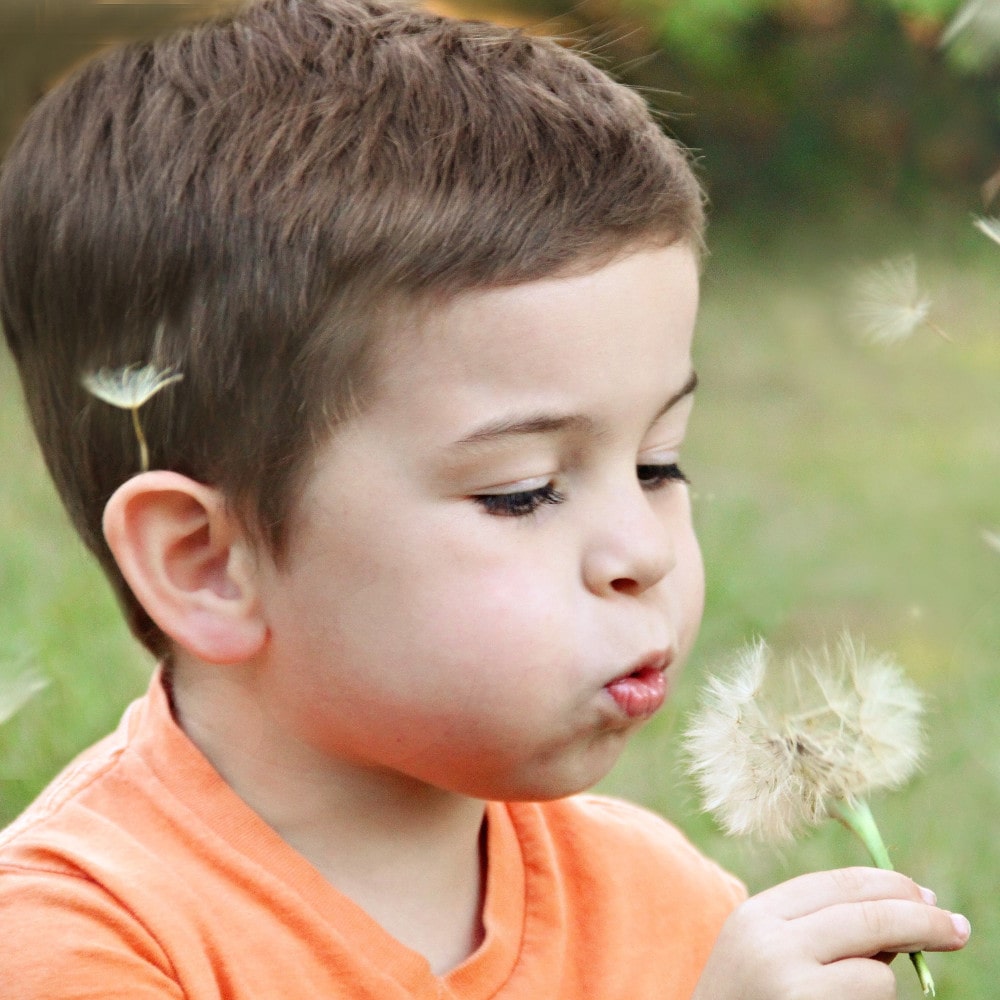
{"left": 581, "top": 480, "right": 678, "bottom": 598}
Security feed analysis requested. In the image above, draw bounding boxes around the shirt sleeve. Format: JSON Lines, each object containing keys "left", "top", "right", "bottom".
{"left": 0, "top": 867, "right": 185, "bottom": 999}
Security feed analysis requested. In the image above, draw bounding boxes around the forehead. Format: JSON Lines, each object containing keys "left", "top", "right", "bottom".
{"left": 366, "top": 245, "right": 700, "bottom": 412}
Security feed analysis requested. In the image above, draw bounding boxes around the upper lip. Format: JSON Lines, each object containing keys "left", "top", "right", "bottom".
{"left": 607, "top": 648, "right": 674, "bottom": 684}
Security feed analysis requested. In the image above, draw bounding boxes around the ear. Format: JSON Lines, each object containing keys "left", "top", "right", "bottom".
{"left": 103, "top": 471, "right": 268, "bottom": 664}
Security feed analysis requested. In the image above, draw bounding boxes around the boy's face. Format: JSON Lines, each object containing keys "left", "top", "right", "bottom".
{"left": 257, "top": 244, "right": 703, "bottom": 801}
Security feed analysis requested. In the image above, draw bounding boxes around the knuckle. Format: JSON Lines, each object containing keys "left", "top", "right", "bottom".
{"left": 858, "top": 899, "right": 891, "bottom": 939}
{"left": 831, "top": 865, "right": 870, "bottom": 897}
{"left": 766, "top": 964, "right": 812, "bottom": 1000}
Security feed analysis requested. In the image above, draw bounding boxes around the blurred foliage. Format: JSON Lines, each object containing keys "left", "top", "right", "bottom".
{"left": 2, "top": 0, "right": 999, "bottom": 215}
{"left": 491, "top": 0, "right": 1000, "bottom": 213}
{"left": 0, "top": 2, "right": 230, "bottom": 155}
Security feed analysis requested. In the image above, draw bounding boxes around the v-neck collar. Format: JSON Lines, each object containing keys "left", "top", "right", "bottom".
{"left": 132, "top": 672, "right": 529, "bottom": 998}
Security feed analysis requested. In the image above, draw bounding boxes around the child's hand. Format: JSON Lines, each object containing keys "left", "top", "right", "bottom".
{"left": 692, "top": 867, "right": 970, "bottom": 999}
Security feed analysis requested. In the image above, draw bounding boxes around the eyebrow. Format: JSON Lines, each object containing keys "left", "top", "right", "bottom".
{"left": 452, "top": 369, "right": 698, "bottom": 447}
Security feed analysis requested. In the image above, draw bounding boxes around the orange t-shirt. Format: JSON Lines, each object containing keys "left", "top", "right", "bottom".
{"left": 0, "top": 674, "right": 744, "bottom": 999}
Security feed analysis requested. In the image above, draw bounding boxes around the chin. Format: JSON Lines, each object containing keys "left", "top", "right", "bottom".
{"left": 470, "top": 739, "right": 629, "bottom": 803}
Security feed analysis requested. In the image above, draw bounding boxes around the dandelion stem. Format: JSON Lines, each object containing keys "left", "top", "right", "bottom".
{"left": 925, "top": 319, "right": 953, "bottom": 343}
{"left": 130, "top": 406, "right": 150, "bottom": 472}
{"left": 828, "top": 798, "right": 936, "bottom": 997}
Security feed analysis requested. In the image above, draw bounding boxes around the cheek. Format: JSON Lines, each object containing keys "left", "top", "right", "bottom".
{"left": 407, "top": 556, "right": 569, "bottom": 660}
{"left": 341, "top": 561, "right": 571, "bottom": 732}
{"left": 676, "top": 529, "right": 705, "bottom": 654}
{"left": 282, "top": 511, "right": 563, "bottom": 661}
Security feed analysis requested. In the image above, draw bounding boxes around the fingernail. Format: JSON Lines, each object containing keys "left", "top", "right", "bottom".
{"left": 919, "top": 885, "right": 937, "bottom": 905}
{"left": 950, "top": 913, "right": 971, "bottom": 941}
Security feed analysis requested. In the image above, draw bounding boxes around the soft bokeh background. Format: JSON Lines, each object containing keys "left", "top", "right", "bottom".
{"left": 2, "top": 0, "right": 999, "bottom": 994}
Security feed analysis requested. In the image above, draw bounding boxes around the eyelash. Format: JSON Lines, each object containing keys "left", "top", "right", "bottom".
{"left": 637, "top": 462, "right": 689, "bottom": 489}
{"left": 474, "top": 463, "right": 688, "bottom": 518}
{"left": 474, "top": 483, "right": 565, "bottom": 518}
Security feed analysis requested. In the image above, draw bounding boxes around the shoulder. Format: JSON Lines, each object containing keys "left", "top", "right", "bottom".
{"left": 0, "top": 673, "right": 204, "bottom": 932}
{"left": 0, "top": 671, "right": 198, "bottom": 870}
{"left": 0, "top": 864, "right": 183, "bottom": 997}
{"left": 0, "top": 691, "right": 177, "bottom": 991}
{"left": 502, "top": 796, "right": 745, "bottom": 995}
{"left": 0, "top": 701, "right": 140, "bottom": 863}
{"left": 521, "top": 793, "right": 745, "bottom": 908}
{"left": 0, "top": 677, "right": 239, "bottom": 996}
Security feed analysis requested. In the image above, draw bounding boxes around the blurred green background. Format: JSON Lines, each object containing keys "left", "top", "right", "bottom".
{"left": 2, "top": 0, "right": 999, "bottom": 995}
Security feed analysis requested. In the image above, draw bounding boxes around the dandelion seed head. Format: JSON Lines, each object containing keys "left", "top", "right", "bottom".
{"left": 685, "top": 635, "right": 926, "bottom": 842}
{"left": 849, "top": 254, "right": 933, "bottom": 345}
{"left": 81, "top": 362, "right": 184, "bottom": 410}
{"left": 983, "top": 528, "right": 1000, "bottom": 555}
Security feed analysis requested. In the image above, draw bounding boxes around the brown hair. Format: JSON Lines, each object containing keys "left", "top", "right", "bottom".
{"left": 0, "top": 0, "right": 704, "bottom": 657}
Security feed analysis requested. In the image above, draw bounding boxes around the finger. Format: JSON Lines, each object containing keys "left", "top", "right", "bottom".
{"left": 749, "top": 867, "right": 927, "bottom": 920}
{"left": 803, "top": 898, "right": 970, "bottom": 963}
{"left": 820, "top": 957, "right": 899, "bottom": 1000}
{"left": 763, "top": 956, "right": 899, "bottom": 1000}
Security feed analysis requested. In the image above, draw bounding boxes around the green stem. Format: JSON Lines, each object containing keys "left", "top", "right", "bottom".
{"left": 828, "top": 798, "right": 936, "bottom": 997}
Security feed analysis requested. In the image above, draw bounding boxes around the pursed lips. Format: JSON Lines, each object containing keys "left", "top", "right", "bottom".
{"left": 607, "top": 648, "right": 673, "bottom": 686}
{"left": 603, "top": 649, "right": 674, "bottom": 720}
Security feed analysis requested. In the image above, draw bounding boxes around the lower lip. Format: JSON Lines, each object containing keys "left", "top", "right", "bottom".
{"left": 604, "top": 667, "right": 667, "bottom": 720}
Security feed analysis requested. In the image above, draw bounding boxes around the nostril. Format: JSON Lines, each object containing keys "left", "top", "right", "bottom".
{"left": 610, "top": 577, "right": 640, "bottom": 596}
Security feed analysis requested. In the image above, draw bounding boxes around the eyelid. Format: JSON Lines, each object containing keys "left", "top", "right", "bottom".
{"left": 637, "top": 446, "right": 681, "bottom": 466}
{"left": 472, "top": 474, "right": 553, "bottom": 497}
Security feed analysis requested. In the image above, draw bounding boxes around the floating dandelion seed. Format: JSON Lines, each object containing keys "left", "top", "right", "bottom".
{"left": 982, "top": 528, "right": 1000, "bottom": 555}
{"left": 941, "top": 0, "right": 987, "bottom": 47}
{"left": 941, "top": 0, "right": 1000, "bottom": 68}
{"left": 973, "top": 215, "right": 1000, "bottom": 247}
{"left": 685, "top": 635, "right": 936, "bottom": 995}
{"left": 0, "top": 666, "right": 49, "bottom": 727}
{"left": 849, "top": 254, "right": 951, "bottom": 345}
{"left": 81, "top": 363, "right": 183, "bottom": 472}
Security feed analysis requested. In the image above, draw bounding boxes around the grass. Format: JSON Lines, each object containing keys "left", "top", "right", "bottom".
{"left": 0, "top": 362, "right": 153, "bottom": 810}
{"left": 600, "top": 202, "right": 1000, "bottom": 998}
{"left": 1, "top": 202, "right": 998, "bottom": 995}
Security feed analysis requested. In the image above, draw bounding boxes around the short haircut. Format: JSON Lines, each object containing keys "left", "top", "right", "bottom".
{"left": 0, "top": 0, "right": 704, "bottom": 657}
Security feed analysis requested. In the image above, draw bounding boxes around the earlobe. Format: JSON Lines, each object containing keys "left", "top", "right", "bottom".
{"left": 103, "top": 472, "right": 268, "bottom": 664}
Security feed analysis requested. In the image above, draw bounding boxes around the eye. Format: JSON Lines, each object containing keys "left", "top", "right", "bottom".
{"left": 637, "top": 462, "right": 688, "bottom": 490}
{"left": 473, "top": 482, "right": 565, "bottom": 517}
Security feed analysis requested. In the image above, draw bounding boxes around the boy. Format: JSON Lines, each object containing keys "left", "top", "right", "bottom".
{"left": 0, "top": 0, "right": 968, "bottom": 996}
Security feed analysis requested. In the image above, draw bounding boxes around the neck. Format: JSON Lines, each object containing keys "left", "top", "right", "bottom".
{"left": 168, "top": 660, "right": 488, "bottom": 974}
